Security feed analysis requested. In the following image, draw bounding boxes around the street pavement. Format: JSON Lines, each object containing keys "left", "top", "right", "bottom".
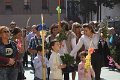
{"left": 24, "top": 57, "right": 120, "bottom": 80}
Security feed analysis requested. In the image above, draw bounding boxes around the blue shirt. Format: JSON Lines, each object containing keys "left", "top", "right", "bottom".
{"left": 33, "top": 54, "right": 49, "bottom": 79}
{"left": 0, "top": 40, "right": 18, "bottom": 65}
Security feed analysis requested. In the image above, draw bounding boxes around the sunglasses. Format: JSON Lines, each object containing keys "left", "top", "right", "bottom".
{"left": 3, "top": 30, "right": 9, "bottom": 33}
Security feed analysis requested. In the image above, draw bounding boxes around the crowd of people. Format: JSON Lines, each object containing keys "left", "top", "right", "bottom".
{"left": 0, "top": 20, "right": 120, "bottom": 80}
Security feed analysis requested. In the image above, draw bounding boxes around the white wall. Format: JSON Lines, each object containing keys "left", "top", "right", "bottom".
{"left": 0, "top": 14, "right": 66, "bottom": 28}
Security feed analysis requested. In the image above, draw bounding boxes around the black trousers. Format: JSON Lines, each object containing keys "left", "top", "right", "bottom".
{"left": 91, "top": 50, "right": 102, "bottom": 80}
{"left": 64, "top": 73, "right": 69, "bottom": 80}
{"left": 47, "top": 68, "right": 50, "bottom": 80}
{"left": 23, "top": 51, "right": 28, "bottom": 67}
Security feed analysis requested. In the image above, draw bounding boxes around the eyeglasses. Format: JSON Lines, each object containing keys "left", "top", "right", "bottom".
{"left": 3, "top": 31, "right": 9, "bottom": 33}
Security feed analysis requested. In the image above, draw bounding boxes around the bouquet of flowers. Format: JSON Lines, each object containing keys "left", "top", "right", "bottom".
{"left": 60, "top": 54, "right": 74, "bottom": 66}
{"left": 60, "top": 54, "right": 75, "bottom": 73}
{"left": 85, "top": 48, "right": 94, "bottom": 73}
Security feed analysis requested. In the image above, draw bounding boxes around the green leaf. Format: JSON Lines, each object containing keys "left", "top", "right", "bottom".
{"left": 60, "top": 53, "right": 75, "bottom": 66}
{"left": 56, "top": 27, "right": 67, "bottom": 41}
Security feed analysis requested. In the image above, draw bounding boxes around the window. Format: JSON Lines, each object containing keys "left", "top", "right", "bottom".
{"left": 42, "top": 0, "right": 48, "bottom": 10}
{"left": 24, "top": 0, "right": 31, "bottom": 10}
{"left": 4, "top": 0, "right": 12, "bottom": 10}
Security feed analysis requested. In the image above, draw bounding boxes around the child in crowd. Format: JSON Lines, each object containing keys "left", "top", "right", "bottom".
{"left": 49, "top": 39, "right": 66, "bottom": 80}
{"left": 107, "top": 56, "right": 116, "bottom": 70}
{"left": 33, "top": 45, "right": 49, "bottom": 80}
{"left": 107, "top": 56, "right": 120, "bottom": 69}
{"left": 78, "top": 51, "right": 95, "bottom": 80}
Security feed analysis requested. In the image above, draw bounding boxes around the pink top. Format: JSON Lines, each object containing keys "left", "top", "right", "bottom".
{"left": 78, "top": 61, "right": 95, "bottom": 80}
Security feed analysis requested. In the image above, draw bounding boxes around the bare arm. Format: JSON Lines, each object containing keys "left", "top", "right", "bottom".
{"left": 70, "top": 37, "right": 83, "bottom": 56}
{"left": 115, "top": 63, "right": 120, "bottom": 69}
{"left": 90, "top": 66, "right": 95, "bottom": 78}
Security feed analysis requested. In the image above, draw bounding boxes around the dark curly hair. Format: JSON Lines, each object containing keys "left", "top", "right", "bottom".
{"left": 12, "top": 27, "right": 21, "bottom": 36}
{"left": 61, "top": 20, "right": 69, "bottom": 31}
{"left": 50, "top": 23, "right": 58, "bottom": 34}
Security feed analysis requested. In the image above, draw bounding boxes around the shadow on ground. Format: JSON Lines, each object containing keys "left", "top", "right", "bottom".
{"left": 101, "top": 78, "right": 107, "bottom": 80}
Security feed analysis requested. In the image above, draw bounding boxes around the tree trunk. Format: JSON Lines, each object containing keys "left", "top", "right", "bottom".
{"left": 90, "top": 10, "right": 92, "bottom": 21}
{"left": 99, "top": 0, "right": 102, "bottom": 22}
{"left": 97, "top": 0, "right": 99, "bottom": 22}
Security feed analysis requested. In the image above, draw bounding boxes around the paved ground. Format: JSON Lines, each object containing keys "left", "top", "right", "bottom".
{"left": 24, "top": 66, "right": 120, "bottom": 80}
{"left": 24, "top": 57, "right": 120, "bottom": 80}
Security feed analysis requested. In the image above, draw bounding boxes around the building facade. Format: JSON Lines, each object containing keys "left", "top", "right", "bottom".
{"left": 0, "top": 0, "right": 66, "bottom": 28}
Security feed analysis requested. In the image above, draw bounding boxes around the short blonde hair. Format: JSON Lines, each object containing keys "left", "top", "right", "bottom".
{"left": 72, "top": 22, "right": 82, "bottom": 31}
{"left": 0, "top": 26, "right": 9, "bottom": 35}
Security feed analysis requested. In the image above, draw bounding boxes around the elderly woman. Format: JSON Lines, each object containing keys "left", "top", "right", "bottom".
{"left": 0, "top": 26, "right": 18, "bottom": 80}
{"left": 9, "top": 21, "right": 17, "bottom": 33}
{"left": 58, "top": 20, "right": 76, "bottom": 80}
{"left": 71, "top": 22, "right": 84, "bottom": 80}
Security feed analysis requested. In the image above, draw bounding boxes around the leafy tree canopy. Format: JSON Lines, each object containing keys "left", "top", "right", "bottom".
{"left": 101, "top": 0, "right": 120, "bottom": 8}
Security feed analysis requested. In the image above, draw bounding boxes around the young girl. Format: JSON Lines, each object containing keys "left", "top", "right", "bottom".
{"left": 107, "top": 56, "right": 120, "bottom": 69}
{"left": 49, "top": 39, "right": 66, "bottom": 80}
{"left": 78, "top": 51, "right": 95, "bottom": 80}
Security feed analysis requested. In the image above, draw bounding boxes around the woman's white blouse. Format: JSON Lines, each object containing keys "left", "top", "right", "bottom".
{"left": 70, "top": 33, "right": 100, "bottom": 56}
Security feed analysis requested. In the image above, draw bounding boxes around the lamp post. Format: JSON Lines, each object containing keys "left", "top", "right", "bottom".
{"left": 96, "top": 0, "right": 99, "bottom": 22}
{"left": 66, "top": 0, "right": 68, "bottom": 18}
{"left": 100, "top": 0, "right": 102, "bottom": 22}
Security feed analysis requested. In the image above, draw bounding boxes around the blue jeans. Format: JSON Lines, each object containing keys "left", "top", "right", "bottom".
{"left": 0, "top": 68, "right": 18, "bottom": 80}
